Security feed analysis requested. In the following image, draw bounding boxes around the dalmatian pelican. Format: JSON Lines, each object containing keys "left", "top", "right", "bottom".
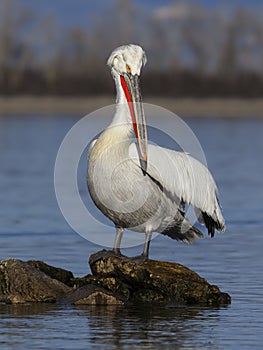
{"left": 87, "top": 44, "right": 225, "bottom": 260}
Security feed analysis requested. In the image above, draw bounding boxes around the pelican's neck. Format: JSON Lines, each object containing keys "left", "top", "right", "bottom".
{"left": 110, "top": 75, "right": 133, "bottom": 137}
{"left": 115, "top": 75, "right": 126, "bottom": 105}
{"left": 90, "top": 76, "right": 133, "bottom": 164}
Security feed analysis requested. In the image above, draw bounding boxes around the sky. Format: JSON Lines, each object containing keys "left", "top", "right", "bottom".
{"left": 19, "top": 0, "right": 263, "bottom": 29}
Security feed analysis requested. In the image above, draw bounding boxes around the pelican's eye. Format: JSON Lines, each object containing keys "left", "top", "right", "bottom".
{"left": 126, "top": 64, "right": 131, "bottom": 74}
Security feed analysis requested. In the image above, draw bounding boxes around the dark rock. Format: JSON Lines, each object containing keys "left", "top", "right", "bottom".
{"left": 89, "top": 250, "right": 231, "bottom": 306}
{"left": 0, "top": 259, "right": 71, "bottom": 304}
{"left": 27, "top": 260, "right": 74, "bottom": 286}
{"left": 60, "top": 284, "right": 125, "bottom": 305}
{"left": 71, "top": 274, "right": 98, "bottom": 289}
{"left": 0, "top": 252, "right": 231, "bottom": 306}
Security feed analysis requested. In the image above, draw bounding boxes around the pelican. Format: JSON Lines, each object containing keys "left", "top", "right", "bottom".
{"left": 87, "top": 44, "right": 225, "bottom": 260}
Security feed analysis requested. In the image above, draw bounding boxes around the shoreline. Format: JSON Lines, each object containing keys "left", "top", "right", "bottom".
{"left": 0, "top": 95, "right": 263, "bottom": 117}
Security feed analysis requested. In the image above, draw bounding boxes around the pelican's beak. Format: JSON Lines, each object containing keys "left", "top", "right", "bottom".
{"left": 120, "top": 73, "right": 148, "bottom": 173}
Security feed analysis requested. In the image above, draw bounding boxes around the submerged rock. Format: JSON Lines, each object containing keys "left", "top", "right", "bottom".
{"left": 0, "top": 253, "right": 231, "bottom": 306}
{"left": 60, "top": 284, "right": 125, "bottom": 305}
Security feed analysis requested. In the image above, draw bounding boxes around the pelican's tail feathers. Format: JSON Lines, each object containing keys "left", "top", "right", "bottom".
{"left": 161, "top": 211, "right": 204, "bottom": 243}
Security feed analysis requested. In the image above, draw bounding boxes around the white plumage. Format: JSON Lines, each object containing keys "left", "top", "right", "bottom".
{"left": 131, "top": 144, "right": 225, "bottom": 227}
{"left": 87, "top": 44, "right": 225, "bottom": 260}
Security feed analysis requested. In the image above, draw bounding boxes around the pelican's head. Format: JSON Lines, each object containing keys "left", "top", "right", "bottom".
{"left": 107, "top": 44, "right": 147, "bottom": 77}
{"left": 107, "top": 44, "right": 148, "bottom": 173}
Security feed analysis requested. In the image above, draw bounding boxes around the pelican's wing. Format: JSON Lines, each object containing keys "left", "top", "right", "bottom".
{"left": 129, "top": 143, "right": 225, "bottom": 236}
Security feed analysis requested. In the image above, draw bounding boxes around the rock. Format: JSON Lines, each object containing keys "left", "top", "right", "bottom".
{"left": 0, "top": 259, "right": 124, "bottom": 305}
{"left": 89, "top": 250, "right": 231, "bottom": 306}
{"left": 60, "top": 284, "right": 125, "bottom": 305}
{"left": 0, "top": 253, "right": 231, "bottom": 306}
{"left": 27, "top": 260, "right": 74, "bottom": 286}
{"left": 0, "top": 259, "right": 71, "bottom": 304}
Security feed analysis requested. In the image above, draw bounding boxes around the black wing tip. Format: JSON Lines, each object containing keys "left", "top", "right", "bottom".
{"left": 161, "top": 222, "right": 204, "bottom": 243}
{"left": 202, "top": 212, "right": 224, "bottom": 238}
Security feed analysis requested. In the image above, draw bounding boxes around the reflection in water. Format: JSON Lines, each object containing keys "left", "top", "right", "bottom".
{"left": 81, "top": 305, "right": 222, "bottom": 348}
{"left": 0, "top": 303, "right": 225, "bottom": 349}
{"left": 0, "top": 303, "right": 60, "bottom": 317}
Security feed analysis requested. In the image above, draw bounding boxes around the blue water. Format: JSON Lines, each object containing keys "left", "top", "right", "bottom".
{"left": 0, "top": 114, "right": 263, "bottom": 349}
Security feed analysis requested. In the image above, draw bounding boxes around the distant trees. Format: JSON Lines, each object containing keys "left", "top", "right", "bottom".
{"left": 1, "top": 0, "right": 263, "bottom": 96}
{"left": 0, "top": 0, "right": 36, "bottom": 93}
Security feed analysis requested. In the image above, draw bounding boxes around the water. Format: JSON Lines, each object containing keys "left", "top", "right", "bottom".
{"left": 0, "top": 113, "right": 263, "bottom": 349}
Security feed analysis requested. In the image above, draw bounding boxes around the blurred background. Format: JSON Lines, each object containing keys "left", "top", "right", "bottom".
{"left": 1, "top": 0, "right": 263, "bottom": 99}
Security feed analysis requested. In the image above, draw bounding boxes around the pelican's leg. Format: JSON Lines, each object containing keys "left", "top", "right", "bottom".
{"left": 130, "top": 230, "right": 152, "bottom": 264}
{"left": 142, "top": 230, "right": 152, "bottom": 259}
{"left": 113, "top": 226, "right": 124, "bottom": 255}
